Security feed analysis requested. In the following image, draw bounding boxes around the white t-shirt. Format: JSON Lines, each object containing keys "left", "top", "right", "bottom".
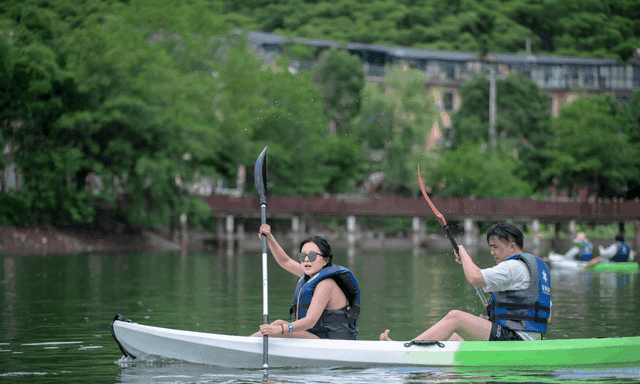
{"left": 481, "top": 259, "right": 542, "bottom": 341}
{"left": 481, "top": 259, "right": 530, "bottom": 293}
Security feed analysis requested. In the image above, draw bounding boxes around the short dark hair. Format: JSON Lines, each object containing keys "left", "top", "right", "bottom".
{"left": 486, "top": 222, "right": 524, "bottom": 250}
{"left": 615, "top": 234, "right": 624, "bottom": 242}
{"left": 300, "top": 235, "right": 333, "bottom": 266}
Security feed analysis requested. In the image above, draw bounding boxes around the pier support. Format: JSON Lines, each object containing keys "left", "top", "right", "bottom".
{"left": 226, "top": 215, "right": 234, "bottom": 256}
{"left": 568, "top": 220, "right": 576, "bottom": 240}
{"left": 412, "top": 217, "right": 423, "bottom": 248}
{"left": 291, "top": 216, "right": 301, "bottom": 249}
{"left": 347, "top": 216, "right": 357, "bottom": 249}
{"left": 463, "top": 218, "right": 479, "bottom": 250}
{"left": 347, "top": 216, "right": 357, "bottom": 268}
{"left": 531, "top": 219, "right": 541, "bottom": 256}
{"left": 180, "top": 213, "right": 188, "bottom": 249}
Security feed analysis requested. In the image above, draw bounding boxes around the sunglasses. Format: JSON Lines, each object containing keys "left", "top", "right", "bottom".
{"left": 297, "top": 251, "right": 323, "bottom": 262}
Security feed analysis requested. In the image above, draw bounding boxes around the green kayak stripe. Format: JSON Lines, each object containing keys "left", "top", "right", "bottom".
{"left": 454, "top": 337, "right": 640, "bottom": 366}
{"left": 589, "top": 262, "right": 638, "bottom": 272}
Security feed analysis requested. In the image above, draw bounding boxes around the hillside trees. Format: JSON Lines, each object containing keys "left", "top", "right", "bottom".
{"left": 312, "top": 47, "right": 366, "bottom": 133}
{"left": 220, "top": 0, "right": 640, "bottom": 62}
{"left": 536, "top": 95, "right": 640, "bottom": 197}
{"left": 348, "top": 65, "right": 438, "bottom": 195}
{"left": 0, "top": 7, "right": 223, "bottom": 228}
{"left": 0, "top": 2, "right": 371, "bottom": 228}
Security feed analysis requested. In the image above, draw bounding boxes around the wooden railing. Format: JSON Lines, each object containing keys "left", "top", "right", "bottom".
{"left": 202, "top": 194, "right": 640, "bottom": 223}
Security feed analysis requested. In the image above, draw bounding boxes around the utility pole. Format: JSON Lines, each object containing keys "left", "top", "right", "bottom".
{"left": 489, "top": 64, "right": 497, "bottom": 152}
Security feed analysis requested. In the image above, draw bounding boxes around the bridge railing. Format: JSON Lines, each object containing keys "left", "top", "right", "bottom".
{"left": 202, "top": 194, "right": 640, "bottom": 223}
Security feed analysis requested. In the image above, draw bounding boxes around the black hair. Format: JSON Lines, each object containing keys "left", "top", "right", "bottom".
{"left": 615, "top": 234, "right": 624, "bottom": 242}
{"left": 486, "top": 222, "right": 524, "bottom": 250}
{"left": 300, "top": 235, "right": 333, "bottom": 267}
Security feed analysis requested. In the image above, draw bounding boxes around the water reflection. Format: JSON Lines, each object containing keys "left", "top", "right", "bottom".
{"left": 113, "top": 362, "right": 640, "bottom": 384}
{"left": 2, "top": 257, "right": 16, "bottom": 339}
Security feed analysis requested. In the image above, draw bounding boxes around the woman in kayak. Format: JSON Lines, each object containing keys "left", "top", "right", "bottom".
{"left": 380, "top": 222, "right": 551, "bottom": 342}
{"left": 252, "top": 224, "right": 360, "bottom": 340}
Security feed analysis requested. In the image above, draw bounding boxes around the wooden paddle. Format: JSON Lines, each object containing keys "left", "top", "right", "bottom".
{"left": 254, "top": 146, "right": 269, "bottom": 369}
{"left": 417, "top": 164, "right": 488, "bottom": 307}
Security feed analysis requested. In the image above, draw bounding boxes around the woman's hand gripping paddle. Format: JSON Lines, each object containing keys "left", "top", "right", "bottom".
{"left": 417, "top": 164, "right": 488, "bottom": 307}
{"left": 254, "top": 146, "right": 269, "bottom": 369}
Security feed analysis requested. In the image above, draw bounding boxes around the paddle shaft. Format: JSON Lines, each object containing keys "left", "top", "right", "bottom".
{"left": 440, "top": 225, "right": 488, "bottom": 308}
{"left": 260, "top": 203, "right": 268, "bottom": 369}
{"left": 417, "top": 164, "right": 487, "bottom": 308}
{"left": 254, "top": 146, "right": 269, "bottom": 369}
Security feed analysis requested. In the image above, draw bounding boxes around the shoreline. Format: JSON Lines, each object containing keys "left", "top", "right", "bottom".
{"left": 2, "top": 225, "right": 630, "bottom": 258}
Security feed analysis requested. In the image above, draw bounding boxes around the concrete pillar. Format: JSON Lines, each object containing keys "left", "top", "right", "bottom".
{"left": 412, "top": 217, "right": 421, "bottom": 248}
{"left": 225, "top": 215, "right": 234, "bottom": 238}
{"left": 292, "top": 216, "right": 300, "bottom": 250}
{"left": 532, "top": 219, "right": 541, "bottom": 256}
{"left": 347, "top": 216, "right": 357, "bottom": 249}
{"left": 463, "top": 218, "right": 477, "bottom": 249}
{"left": 225, "top": 215, "right": 234, "bottom": 255}
{"left": 568, "top": 220, "right": 576, "bottom": 240}
{"left": 180, "top": 213, "right": 188, "bottom": 249}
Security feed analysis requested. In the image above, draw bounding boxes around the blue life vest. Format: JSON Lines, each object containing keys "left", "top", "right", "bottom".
{"left": 611, "top": 242, "right": 630, "bottom": 262}
{"left": 486, "top": 253, "right": 551, "bottom": 333}
{"left": 576, "top": 241, "right": 594, "bottom": 262}
{"left": 290, "top": 265, "right": 360, "bottom": 340}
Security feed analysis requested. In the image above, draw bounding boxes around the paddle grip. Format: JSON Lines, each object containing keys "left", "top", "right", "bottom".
{"left": 443, "top": 226, "right": 459, "bottom": 255}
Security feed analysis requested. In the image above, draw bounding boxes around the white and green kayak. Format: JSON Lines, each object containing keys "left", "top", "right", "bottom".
{"left": 110, "top": 315, "right": 640, "bottom": 368}
{"left": 548, "top": 253, "right": 638, "bottom": 272}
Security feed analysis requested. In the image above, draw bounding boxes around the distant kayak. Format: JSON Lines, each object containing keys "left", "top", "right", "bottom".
{"left": 548, "top": 252, "right": 638, "bottom": 272}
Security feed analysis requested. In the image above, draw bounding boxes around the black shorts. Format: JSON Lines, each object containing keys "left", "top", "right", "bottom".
{"left": 489, "top": 323, "right": 524, "bottom": 341}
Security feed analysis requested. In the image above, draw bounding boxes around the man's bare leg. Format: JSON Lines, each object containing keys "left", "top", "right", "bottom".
{"left": 413, "top": 310, "right": 492, "bottom": 341}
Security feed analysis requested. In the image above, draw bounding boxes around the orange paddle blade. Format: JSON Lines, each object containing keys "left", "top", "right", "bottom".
{"left": 417, "top": 164, "right": 447, "bottom": 227}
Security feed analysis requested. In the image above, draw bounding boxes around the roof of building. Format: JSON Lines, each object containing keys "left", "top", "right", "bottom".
{"left": 347, "top": 42, "right": 479, "bottom": 62}
{"left": 484, "top": 52, "right": 621, "bottom": 66}
{"left": 249, "top": 30, "right": 631, "bottom": 67}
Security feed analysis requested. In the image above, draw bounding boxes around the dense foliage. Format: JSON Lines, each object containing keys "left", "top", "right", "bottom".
{"left": 221, "top": 0, "right": 640, "bottom": 62}
{"left": 1, "top": 0, "right": 640, "bottom": 230}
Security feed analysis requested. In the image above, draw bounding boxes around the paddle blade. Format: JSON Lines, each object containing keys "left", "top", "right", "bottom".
{"left": 254, "top": 146, "right": 268, "bottom": 204}
{"left": 417, "top": 164, "right": 447, "bottom": 227}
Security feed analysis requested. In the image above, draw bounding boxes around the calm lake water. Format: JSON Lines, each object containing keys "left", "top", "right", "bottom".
{"left": 1, "top": 246, "right": 639, "bottom": 383}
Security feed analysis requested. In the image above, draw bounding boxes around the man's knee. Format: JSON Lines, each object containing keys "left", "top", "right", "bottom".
{"left": 445, "top": 309, "right": 467, "bottom": 321}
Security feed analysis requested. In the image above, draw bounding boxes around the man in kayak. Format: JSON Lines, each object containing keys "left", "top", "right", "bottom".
{"left": 252, "top": 224, "right": 360, "bottom": 339}
{"left": 380, "top": 222, "right": 551, "bottom": 342}
{"left": 580, "top": 234, "right": 635, "bottom": 270}
{"left": 563, "top": 232, "right": 594, "bottom": 261}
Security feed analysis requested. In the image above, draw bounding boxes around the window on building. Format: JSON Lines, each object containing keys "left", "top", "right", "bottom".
{"left": 443, "top": 91, "right": 454, "bottom": 111}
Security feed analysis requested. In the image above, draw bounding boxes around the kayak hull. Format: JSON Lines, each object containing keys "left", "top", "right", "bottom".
{"left": 110, "top": 316, "right": 640, "bottom": 368}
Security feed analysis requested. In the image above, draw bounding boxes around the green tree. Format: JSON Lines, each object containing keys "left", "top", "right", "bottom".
{"left": 252, "top": 56, "right": 368, "bottom": 196}
{"left": 452, "top": 72, "right": 551, "bottom": 151}
{"left": 348, "top": 65, "right": 438, "bottom": 195}
{"left": 312, "top": 47, "right": 365, "bottom": 132}
{"left": 540, "top": 96, "right": 640, "bottom": 197}
{"left": 424, "top": 142, "right": 532, "bottom": 199}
